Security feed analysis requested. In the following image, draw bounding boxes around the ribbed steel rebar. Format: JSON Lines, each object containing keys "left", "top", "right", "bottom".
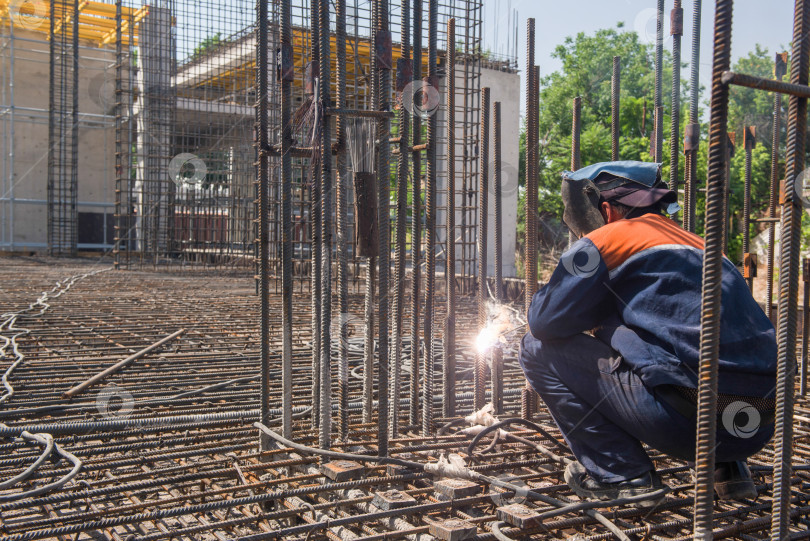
{"left": 409, "top": 0, "right": 423, "bottom": 428}
{"left": 278, "top": 0, "right": 294, "bottom": 441}
{"left": 654, "top": 0, "right": 664, "bottom": 163}
{"left": 309, "top": 0, "right": 322, "bottom": 431}
{"left": 317, "top": 0, "right": 333, "bottom": 449}
{"left": 693, "top": 1, "right": 733, "bottom": 538}
{"left": 611, "top": 56, "right": 620, "bottom": 161}
{"left": 390, "top": 0, "right": 410, "bottom": 440}
{"left": 743, "top": 126, "right": 754, "bottom": 292}
{"left": 444, "top": 17, "right": 457, "bottom": 419}
{"left": 256, "top": 0, "right": 271, "bottom": 438}
{"left": 113, "top": 0, "right": 122, "bottom": 270}
{"left": 523, "top": 18, "right": 536, "bottom": 317}
{"left": 422, "top": 0, "right": 438, "bottom": 437}
{"left": 684, "top": 0, "right": 702, "bottom": 232}
{"left": 475, "top": 87, "right": 490, "bottom": 412}
{"left": 571, "top": 97, "right": 582, "bottom": 172}
{"left": 766, "top": 54, "right": 786, "bottom": 322}
{"left": 335, "top": 0, "right": 348, "bottom": 441}
{"left": 772, "top": 1, "right": 810, "bottom": 538}
{"left": 670, "top": 1, "right": 683, "bottom": 215}
{"left": 362, "top": 261, "right": 375, "bottom": 425}
{"left": 494, "top": 101, "right": 503, "bottom": 302}
{"left": 375, "top": 0, "right": 391, "bottom": 454}
{"left": 802, "top": 259, "right": 810, "bottom": 396}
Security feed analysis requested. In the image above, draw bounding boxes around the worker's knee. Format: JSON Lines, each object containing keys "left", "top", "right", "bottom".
{"left": 518, "top": 332, "right": 554, "bottom": 395}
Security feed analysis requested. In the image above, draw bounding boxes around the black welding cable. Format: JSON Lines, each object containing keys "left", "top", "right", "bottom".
{"left": 0, "top": 439, "right": 82, "bottom": 502}
{"left": 254, "top": 422, "right": 424, "bottom": 469}
{"left": 0, "top": 431, "right": 53, "bottom": 490}
{"left": 466, "top": 417, "right": 571, "bottom": 457}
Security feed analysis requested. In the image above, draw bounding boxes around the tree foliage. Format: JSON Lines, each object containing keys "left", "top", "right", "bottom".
{"left": 519, "top": 23, "right": 805, "bottom": 269}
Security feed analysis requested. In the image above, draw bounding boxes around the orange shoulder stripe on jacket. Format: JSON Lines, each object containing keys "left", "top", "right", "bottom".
{"left": 585, "top": 213, "right": 704, "bottom": 271}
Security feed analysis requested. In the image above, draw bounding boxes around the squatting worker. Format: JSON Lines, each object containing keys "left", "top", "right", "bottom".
{"left": 519, "top": 161, "right": 776, "bottom": 503}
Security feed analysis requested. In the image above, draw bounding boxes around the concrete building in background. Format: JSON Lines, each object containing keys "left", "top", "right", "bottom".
{"left": 1, "top": 6, "right": 520, "bottom": 278}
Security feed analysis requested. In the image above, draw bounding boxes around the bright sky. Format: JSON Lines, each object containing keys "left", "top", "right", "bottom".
{"left": 481, "top": 0, "right": 796, "bottom": 118}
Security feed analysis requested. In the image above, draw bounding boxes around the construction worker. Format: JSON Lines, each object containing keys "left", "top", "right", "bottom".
{"left": 520, "top": 161, "right": 776, "bottom": 504}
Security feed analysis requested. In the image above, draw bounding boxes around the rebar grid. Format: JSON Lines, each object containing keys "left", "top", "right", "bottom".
{"left": 1, "top": 260, "right": 809, "bottom": 540}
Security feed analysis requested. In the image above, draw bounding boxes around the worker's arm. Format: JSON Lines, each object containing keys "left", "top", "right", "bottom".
{"left": 528, "top": 237, "right": 614, "bottom": 341}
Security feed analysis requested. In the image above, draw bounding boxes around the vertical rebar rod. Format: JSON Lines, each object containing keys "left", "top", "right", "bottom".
{"left": 475, "top": 87, "right": 490, "bottom": 412}
{"left": 571, "top": 97, "right": 582, "bottom": 171}
{"left": 494, "top": 101, "right": 503, "bottom": 303}
{"left": 692, "top": 1, "right": 732, "bottom": 538}
{"left": 280, "top": 0, "right": 293, "bottom": 439}
{"left": 376, "top": 0, "right": 392, "bottom": 454}
{"left": 522, "top": 34, "right": 539, "bottom": 420}
{"left": 801, "top": 259, "right": 810, "bottom": 397}
{"left": 409, "top": 0, "right": 423, "bottom": 428}
{"left": 492, "top": 100, "right": 504, "bottom": 416}
{"left": 310, "top": 0, "right": 322, "bottom": 431}
{"left": 335, "top": 0, "right": 348, "bottom": 441}
{"left": 772, "top": 1, "right": 810, "bottom": 537}
{"left": 318, "top": 0, "right": 333, "bottom": 450}
{"left": 569, "top": 96, "right": 582, "bottom": 248}
{"left": 256, "top": 0, "right": 271, "bottom": 440}
{"left": 114, "top": 0, "right": 122, "bottom": 270}
{"left": 743, "top": 126, "right": 754, "bottom": 292}
{"left": 654, "top": 0, "right": 665, "bottom": 163}
{"left": 684, "top": 0, "right": 701, "bottom": 233}
{"left": 443, "top": 17, "right": 457, "bottom": 419}
{"left": 362, "top": 262, "right": 376, "bottom": 424}
{"left": 523, "top": 19, "right": 536, "bottom": 316}
{"left": 767, "top": 54, "right": 787, "bottom": 322}
{"left": 422, "top": 0, "right": 438, "bottom": 437}
{"left": 390, "top": 0, "right": 410, "bottom": 439}
{"left": 670, "top": 0, "right": 683, "bottom": 215}
{"left": 611, "top": 56, "right": 620, "bottom": 162}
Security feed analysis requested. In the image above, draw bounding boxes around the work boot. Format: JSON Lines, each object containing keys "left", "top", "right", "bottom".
{"left": 564, "top": 461, "right": 665, "bottom": 508}
{"left": 714, "top": 460, "right": 757, "bottom": 500}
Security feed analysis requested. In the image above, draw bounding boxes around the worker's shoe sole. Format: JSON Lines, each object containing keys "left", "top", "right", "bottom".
{"left": 714, "top": 461, "right": 758, "bottom": 500}
{"left": 564, "top": 461, "right": 666, "bottom": 508}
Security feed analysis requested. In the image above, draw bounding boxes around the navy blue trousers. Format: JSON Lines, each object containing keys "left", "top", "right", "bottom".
{"left": 519, "top": 332, "right": 773, "bottom": 483}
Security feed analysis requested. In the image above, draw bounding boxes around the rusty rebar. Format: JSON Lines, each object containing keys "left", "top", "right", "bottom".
{"left": 767, "top": 53, "right": 787, "bottom": 322}
{"left": 335, "top": 0, "right": 348, "bottom": 441}
{"left": 684, "top": 0, "right": 702, "bottom": 233}
{"left": 444, "top": 17, "right": 457, "bottom": 419}
{"left": 374, "top": 0, "right": 392, "bottom": 455}
{"left": 390, "top": 0, "right": 410, "bottom": 440}
{"left": 611, "top": 56, "right": 620, "bottom": 162}
{"left": 409, "top": 0, "right": 423, "bottom": 428}
{"left": 693, "top": 0, "right": 733, "bottom": 538}
{"left": 670, "top": 1, "right": 683, "bottom": 216}
{"left": 772, "top": 1, "right": 810, "bottom": 537}
{"left": 654, "top": 0, "right": 664, "bottom": 163}
{"left": 422, "top": 0, "right": 438, "bottom": 437}
{"left": 475, "top": 87, "right": 490, "bottom": 412}
{"left": 743, "top": 126, "right": 755, "bottom": 292}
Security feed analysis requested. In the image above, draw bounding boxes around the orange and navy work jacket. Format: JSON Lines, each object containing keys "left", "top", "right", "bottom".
{"left": 527, "top": 213, "right": 776, "bottom": 396}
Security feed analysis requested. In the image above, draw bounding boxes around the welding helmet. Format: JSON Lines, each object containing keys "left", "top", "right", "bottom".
{"left": 561, "top": 161, "right": 679, "bottom": 238}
